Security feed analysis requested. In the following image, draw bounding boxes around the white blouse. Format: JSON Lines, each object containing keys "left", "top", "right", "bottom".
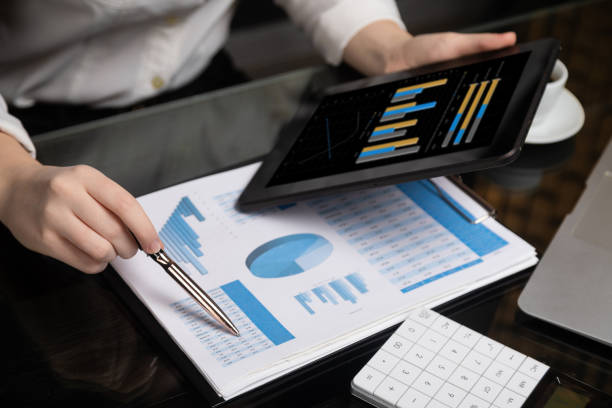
{"left": 0, "top": 0, "right": 404, "bottom": 156}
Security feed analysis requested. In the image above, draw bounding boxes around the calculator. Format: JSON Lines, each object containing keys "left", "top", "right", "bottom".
{"left": 351, "top": 308, "right": 611, "bottom": 408}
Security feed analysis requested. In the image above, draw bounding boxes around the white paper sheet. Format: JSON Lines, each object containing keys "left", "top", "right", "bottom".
{"left": 112, "top": 163, "right": 536, "bottom": 399}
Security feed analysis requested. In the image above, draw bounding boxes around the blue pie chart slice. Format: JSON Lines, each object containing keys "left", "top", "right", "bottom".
{"left": 246, "top": 234, "right": 333, "bottom": 278}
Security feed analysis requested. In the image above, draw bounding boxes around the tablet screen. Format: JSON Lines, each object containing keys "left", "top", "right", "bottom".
{"left": 268, "top": 52, "right": 530, "bottom": 186}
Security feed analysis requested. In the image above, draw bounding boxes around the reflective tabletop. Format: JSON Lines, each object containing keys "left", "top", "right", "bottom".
{"left": 2, "top": 1, "right": 612, "bottom": 406}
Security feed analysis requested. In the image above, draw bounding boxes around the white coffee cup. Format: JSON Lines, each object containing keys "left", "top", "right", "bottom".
{"left": 532, "top": 59, "right": 568, "bottom": 125}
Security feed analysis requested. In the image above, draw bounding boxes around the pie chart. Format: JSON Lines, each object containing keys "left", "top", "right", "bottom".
{"left": 246, "top": 234, "right": 333, "bottom": 278}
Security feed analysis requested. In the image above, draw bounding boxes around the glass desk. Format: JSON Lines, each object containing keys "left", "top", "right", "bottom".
{"left": 2, "top": 1, "right": 612, "bottom": 406}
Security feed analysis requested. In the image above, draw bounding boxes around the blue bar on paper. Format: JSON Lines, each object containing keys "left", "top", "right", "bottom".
{"left": 184, "top": 249, "right": 208, "bottom": 275}
{"left": 400, "top": 259, "right": 483, "bottom": 293}
{"left": 181, "top": 196, "right": 205, "bottom": 221}
{"left": 396, "top": 181, "right": 507, "bottom": 256}
{"left": 159, "top": 196, "right": 207, "bottom": 275}
{"left": 329, "top": 279, "right": 357, "bottom": 304}
{"left": 312, "top": 287, "right": 328, "bottom": 303}
{"left": 295, "top": 293, "right": 315, "bottom": 315}
{"left": 313, "top": 286, "right": 339, "bottom": 305}
{"left": 345, "top": 273, "right": 368, "bottom": 294}
{"left": 221, "top": 280, "right": 295, "bottom": 345}
{"left": 383, "top": 101, "right": 436, "bottom": 117}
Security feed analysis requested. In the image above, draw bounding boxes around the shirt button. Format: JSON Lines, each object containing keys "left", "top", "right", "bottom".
{"left": 165, "top": 15, "right": 180, "bottom": 25}
{"left": 151, "top": 76, "right": 165, "bottom": 90}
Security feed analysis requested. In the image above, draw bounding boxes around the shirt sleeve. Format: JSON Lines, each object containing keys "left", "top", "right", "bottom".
{"left": 275, "top": 0, "right": 405, "bottom": 65}
{"left": 0, "top": 95, "right": 36, "bottom": 157}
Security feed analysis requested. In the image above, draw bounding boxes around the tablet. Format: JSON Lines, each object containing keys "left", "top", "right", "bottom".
{"left": 238, "top": 38, "right": 559, "bottom": 211}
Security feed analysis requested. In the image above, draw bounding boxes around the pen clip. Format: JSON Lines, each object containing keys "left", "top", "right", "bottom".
{"left": 148, "top": 250, "right": 172, "bottom": 268}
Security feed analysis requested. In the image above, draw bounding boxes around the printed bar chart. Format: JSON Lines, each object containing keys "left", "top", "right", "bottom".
{"left": 173, "top": 280, "right": 294, "bottom": 367}
{"left": 466, "top": 78, "right": 500, "bottom": 143}
{"left": 295, "top": 293, "right": 315, "bottom": 314}
{"left": 356, "top": 138, "right": 420, "bottom": 164}
{"left": 454, "top": 81, "right": 488, "bottom": 145}
{"left": 329, "top": 279, "right": 357, "bottom": 303}
{"left": 159, "top": 196, "right": 208, "bottom": 275}
{"left": 442, "top": 83, "right": 477, "bottom": 147}
{"left": 222, "top": 280, "right": 295, "bottom": 345}
{"left": 345, "top": 272, "right": 368, "bottom": 294}
{"left": 391, "top": 78, "right": 448, "bottom": 103}
{"left": 369, "top": 120, "right": 417, "bottom": 142}
{"left": 313, "top": 285, "right": 338, "bottom": 304}
{"left": 295, "top": 272, "right": 369, "bottom": 314}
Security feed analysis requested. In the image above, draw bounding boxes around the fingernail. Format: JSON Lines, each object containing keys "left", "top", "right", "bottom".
{"left": 148, "top": 240, "right": 162, "bottom": 254}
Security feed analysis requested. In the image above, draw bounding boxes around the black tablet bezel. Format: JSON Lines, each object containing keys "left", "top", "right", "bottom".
{"left": 238, "top": 38, "right": 559, "bottom": 211}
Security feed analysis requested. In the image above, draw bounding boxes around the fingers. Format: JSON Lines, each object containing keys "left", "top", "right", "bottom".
{"left": 2, "top": 163, "right": 160, "bottom": 274}
{"left": 42, "top": 229, "right": 113, "bottom": 274}
{"left": 71, "top": 193, "right": 139, "bottom": 259}
{"left": 450, "top": 32, "right": 517, "bottom": 56}
{"left": 51, "top": 213, "right": 118, "bottom": 267}
{"left": 80, "top": 166, "right": 162, "bottom": 254}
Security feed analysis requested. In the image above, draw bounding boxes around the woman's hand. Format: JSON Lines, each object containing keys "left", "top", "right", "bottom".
{"left": 0, "top": 132, "right": 162, "bottom": 273}
{"left": 344, "top": 20, "right": 517, "bottom": 76}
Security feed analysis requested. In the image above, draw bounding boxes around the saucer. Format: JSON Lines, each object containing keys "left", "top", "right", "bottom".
{"left": 525, "top": 88, "right": 585, "bottom": 144}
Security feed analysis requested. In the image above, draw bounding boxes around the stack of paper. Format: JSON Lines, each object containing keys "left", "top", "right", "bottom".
{"left": 112, "top": 163, "right": 537, "bottom": 399}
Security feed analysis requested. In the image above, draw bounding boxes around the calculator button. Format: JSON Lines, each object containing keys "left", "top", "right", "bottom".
{"left": 421, "top": 329, "right": 449, "bottom": 353}
{"left": 410, "top": 308, "right": 439, "bottom": 327}
{"left": 396, "top": 387, "right": 430, "bottom": 408}
{"left": 452, "top": 325, "right": 482, "bottom": 348}
{"left": 494, "top": 388, "right": 526, "bottom": 408}
{"left": 426, "top": 399, "right": 449, "bottom": 408}
{"left": 483, "top": 360, "right": 513, "bottom": 386}
{"left": 382, "top": 334, "right": 413, "bottom": 358}
{"left": 374, "top": 376, "right": 409, "bottom": 405}
{"left": 457, "top": 393, "right": 490, "bottom": 408}
{"left": 474, "top": 337, "right": 503, "bottom": 360}
{"left": 471, "top": 377, "right": 503, "bottom": 403}
{"left": 368, "top": 349, "right": 400, "bottom": 374}
{"left": 412, "top": 371, "right": 444, "bottom": 397}
{"left": 434, "top": 382, "right": 467, "bottom": 408}
{"left": 431, "top": 315, "right": 460, "bottom": 337}
{"left": 390, "top": 360, "right": 422, "bottom": 386}
{"left": 352, "top": 366, "right": 386, "bottom": 395}
{"left": 497, "top": 347, "right": 526, "bottom": 370}
{"left": 426, "top": 354, "right": 457, "bottom": 381}
{"left": 463, "top": 350, "right": 492, "bottom": 375}
{"left": 405, "top": 344, "right": 436, "bottom": 369}
{"left": 397, "top": 319, "right": 428, "bottom": 343}
{"left": 506, "top": 371, "right": 539, "bottom": 397}
{"left": 448, "top": 365, "right": 479, "bottom": 391}
{"left": 439, "top": 339, "right": 470, "bottom": 364}
{"left": 518, "top": 356, "right": 548, "bottom": 381}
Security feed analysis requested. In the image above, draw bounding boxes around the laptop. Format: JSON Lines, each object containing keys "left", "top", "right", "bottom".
{"left": 518, "top": 136, "right": 612, "bottom": 346}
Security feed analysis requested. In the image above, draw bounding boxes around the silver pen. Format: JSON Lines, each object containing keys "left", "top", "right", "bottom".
{"left": 148, "top": 249, "right": 240, "bottom": 336}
